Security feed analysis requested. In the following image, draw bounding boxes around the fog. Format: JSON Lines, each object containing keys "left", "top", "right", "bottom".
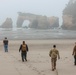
{"left": 0, "top": 0, "right": 69, "bottom": 26}
{"left": 0, "top": 0, "right": 76, "bottom": 40}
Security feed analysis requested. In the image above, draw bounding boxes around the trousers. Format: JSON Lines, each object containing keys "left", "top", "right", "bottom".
{"left": 74, "top": 55, "right": 76, "bottom": 65}
{"left": 51, "top": 58, "right": 57, "bottom": 69}
{"left": 4, "top": 45, "right": 8, "bottom": 52}
{"left": 21, "top": 51, "right": 27, "bottom": 61}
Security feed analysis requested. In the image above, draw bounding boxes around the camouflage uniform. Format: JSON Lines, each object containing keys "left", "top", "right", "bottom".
{"left": 49, "top": 48, "right": 60, "bottom": 71}
{"left": 72, "top": 44, "right": 76, "bottom": 65}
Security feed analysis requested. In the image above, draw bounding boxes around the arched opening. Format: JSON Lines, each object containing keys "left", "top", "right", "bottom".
{"left": 22, "top": 20, "right": 30, "bottom": 28}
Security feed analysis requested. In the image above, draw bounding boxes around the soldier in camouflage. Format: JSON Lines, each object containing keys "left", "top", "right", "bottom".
{"left": 49, "top": 45, "right": 60, "bottom": 71}
{"left": 72, "top": 42, "right": 76, "bottom": 65}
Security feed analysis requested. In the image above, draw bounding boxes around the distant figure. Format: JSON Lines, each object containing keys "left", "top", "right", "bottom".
{"left": 72, "top": 42, "right": 76, "bottom": 65}
{"left": 3, "top": 37, "right": 9, "bottom": 52}
{"left": 49, "top": 45, "right": 60, "bottom": 71}
{"left": 19, "top": 41, "right": 28, "bottom": 62}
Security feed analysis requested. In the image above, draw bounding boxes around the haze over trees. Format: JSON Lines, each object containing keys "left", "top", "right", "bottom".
{"left": 1, "top": 0, "right": 76, "bottom": 30}
{"left": 62, "top": 0, "right": 76, "bottom": 30}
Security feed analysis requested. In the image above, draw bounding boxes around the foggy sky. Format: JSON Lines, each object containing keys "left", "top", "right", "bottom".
{"left": 0, "top": 0, "right": 69, "bottom": 26}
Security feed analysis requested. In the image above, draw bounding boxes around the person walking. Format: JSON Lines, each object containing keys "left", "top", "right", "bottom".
{"left": 49, "top": 45, "right": 60, "bottom": 71}
{"left": 19, "top": 41, "right": 28, "bottom": 62}
{"left": 72, "top": 42, "right": 76, "bottom": 65}
{"left": 3, "top": 37, "right": 9, "bottom": 52}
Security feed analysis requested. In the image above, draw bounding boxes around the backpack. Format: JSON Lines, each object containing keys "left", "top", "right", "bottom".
{"left": 51, "top": 49, "right": 57, "bottom": 58}
{"left": 22, "top": 44, "right": 26, "bottom": 51}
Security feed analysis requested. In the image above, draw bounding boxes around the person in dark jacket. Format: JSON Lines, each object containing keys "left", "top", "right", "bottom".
{"left": 72, "top": 42, "right": 76, "bottom": 65}
{"left": 19, "top": 41, "right": 28, "bottom": 62}
{"left": 3, "top": 37, "right": 9, "bottom": 52}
